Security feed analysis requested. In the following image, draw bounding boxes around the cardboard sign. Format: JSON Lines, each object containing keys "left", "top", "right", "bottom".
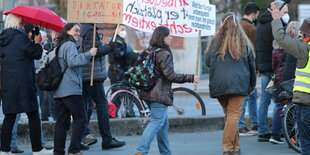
{"left": 123, "top": 0, "right": 216, "bottom": 37}
{"left": 67, "top": 0, "right": 123, "bottom": 24}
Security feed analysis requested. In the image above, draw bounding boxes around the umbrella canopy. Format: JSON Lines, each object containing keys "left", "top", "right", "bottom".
{"left": 4, "top": 6, "right": 66, "bottom": 32}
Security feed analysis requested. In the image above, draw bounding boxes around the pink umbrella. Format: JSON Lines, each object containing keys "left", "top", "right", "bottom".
{"left": 4, "top": 6, "right": 66, "bottom": 32}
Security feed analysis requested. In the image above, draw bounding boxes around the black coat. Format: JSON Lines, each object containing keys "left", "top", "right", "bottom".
{"left": 205, "top": 39, "right": 256, "bottom": 98}
{"left": 0, "top": 28, "right": 42, "bottom": 114}
{"left": 256, "top": 11, "right": 274, "bottom": 73}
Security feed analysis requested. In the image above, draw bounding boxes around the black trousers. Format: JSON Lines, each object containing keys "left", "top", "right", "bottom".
{"left": 1, "top": 110, "right": 43, "bottom": 152}
{"left": 82, "top": 81, "right": 112, "bottom": 144}
{"left": 54, "top": 95, "right": 86, "bottom": 155}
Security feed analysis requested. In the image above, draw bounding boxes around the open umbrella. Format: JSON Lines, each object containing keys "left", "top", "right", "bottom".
{"left": 4, "top": 6, "right": 66, "bottom": 32}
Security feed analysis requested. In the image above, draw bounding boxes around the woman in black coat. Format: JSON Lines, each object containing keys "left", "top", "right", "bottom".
{"left": 0, "top": 14, "right": 52, "bottom": 154}
{"left": 205, "top": 13, "right": 256, "bottom": 155}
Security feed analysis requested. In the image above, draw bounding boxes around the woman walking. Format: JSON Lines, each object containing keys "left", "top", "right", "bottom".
{"left": 134, "top": 26, "right": 199, "bottom": 155}
{"left": 52, "top": 23, "right": 97, "bottom": 155}
{"left": 205, "top": 13, "right": 256, "bottom": 155}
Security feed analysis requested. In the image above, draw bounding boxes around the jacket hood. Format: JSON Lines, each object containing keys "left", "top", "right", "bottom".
{"left": 259, "top": 11, "right": 273, "bottom": 24}
{"left": 0, "top": 29, "right": 19, "bottom": 47}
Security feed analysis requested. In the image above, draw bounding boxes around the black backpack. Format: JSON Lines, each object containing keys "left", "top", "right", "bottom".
{"left": 127, "top": 47, "right": 162, "bottom": 90}
{"left": 36, "top": 45, "right": 67, "bottom": 91}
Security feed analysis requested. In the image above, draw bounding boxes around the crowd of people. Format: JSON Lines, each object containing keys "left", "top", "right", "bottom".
{"left": 0, "top": 0, "right": 310, "bottom": 155}
{"left": 205, "top": 0, "right": 310, "bottom": 155}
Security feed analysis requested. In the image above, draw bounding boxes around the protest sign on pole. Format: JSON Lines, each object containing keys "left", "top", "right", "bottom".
{"left": 122, "top": 0, "right": 216, "bottom": 37}
{"left": 67, "top": 0, "right": 123, "bottom": 86}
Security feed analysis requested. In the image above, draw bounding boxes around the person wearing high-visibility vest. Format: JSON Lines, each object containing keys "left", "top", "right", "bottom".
{"left": 268, "top": 2, "right": 310, "bottom": 155}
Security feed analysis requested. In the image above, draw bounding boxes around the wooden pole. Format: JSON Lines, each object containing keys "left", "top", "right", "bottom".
{"left": 90, "top": 23, "right": 96, "bottom": 86}
{"left": 194, "top": 30, "right": 201, "bottom": 90}
{"left": 112, "top": 24, "right": 120, "bottom": 42}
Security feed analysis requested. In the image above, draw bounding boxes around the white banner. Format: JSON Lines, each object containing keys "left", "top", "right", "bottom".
{"left": 122, "top": 0, "right": 216, "bottom": 37}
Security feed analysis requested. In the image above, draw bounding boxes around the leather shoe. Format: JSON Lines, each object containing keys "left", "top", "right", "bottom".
{"left": 102, "top": 138, "right": 126, "bottom": 149}
{"left": 11, "top": 147, "right": 24, "bottom": 153}
{"left": 80, "top": 142, "right": 89, "bottom": 150}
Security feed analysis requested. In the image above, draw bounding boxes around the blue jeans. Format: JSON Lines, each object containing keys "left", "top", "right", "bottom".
{"left": 136, "top": 102, "right": 171, "bottom": 155}
{"left": 296, "top": 104, "right": 310, "bottom": 155}
{"left": 10, "top": 114, "right": 21, "bottom": 148}
{"left": 258, "top": 72, "right": 273, "bottom": 135}
{"left": 82, "top": 81, "right": 112, "bottom": 144}
{"left": 238, "top": 88, "right": 258, "bottom": 129}
{"left": 272, "top": 80, "right": 294, "bottom": 136}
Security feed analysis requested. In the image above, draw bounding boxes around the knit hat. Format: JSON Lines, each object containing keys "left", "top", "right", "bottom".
{"left": 300, "top": 18, "right": 310, "bottom": 37}
{"left": 24, "top": 23, "right": 34, "bottom": 34}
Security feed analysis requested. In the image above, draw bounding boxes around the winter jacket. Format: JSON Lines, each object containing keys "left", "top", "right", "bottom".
{"left": 282, "top": 52, "right": 297, "bottom": 81}
{"left": 0, "top": 28, "right": 42, "bottom": 114}
{"left": 80, "top": 23, "right": 112, "bottom": 82}
{"left": 256, "top": 11, "right": 274, "bottom": 73}
{"left": 108, "top": 35, "right": 129, "bottom": 83}
{"left": 272, "top": 48, "right": 285, "bottom": 84}
{"left": 205, "top": 39, "right": 256, "bottom": 98}
{"left": 53, "top": 40, "right": 92, "bottom": 98}
{"left": 240, "top": 18, "right": 258, "bottom": 71}
{"left": 138, "top": 46, "right": 194, "bottom": 106}
{"left": 272, "top": 19, "right": 310, "bottom": 105}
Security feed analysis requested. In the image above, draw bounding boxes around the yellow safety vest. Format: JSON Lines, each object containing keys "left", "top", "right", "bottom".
{"left": 293, "top": 41, "right": 310, "bottom": 93}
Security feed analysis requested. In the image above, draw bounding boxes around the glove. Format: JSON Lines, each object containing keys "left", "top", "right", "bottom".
{"left": 108, "top": 41, "right": 117, "bottom": 51}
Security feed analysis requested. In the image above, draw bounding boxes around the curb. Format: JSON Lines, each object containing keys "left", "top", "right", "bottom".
{"left": 7, "top": 116, "right": 274, "bottom": 144}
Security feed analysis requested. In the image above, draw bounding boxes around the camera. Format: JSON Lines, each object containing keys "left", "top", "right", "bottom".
{"left": 31, "top": 26, "right": 40, "bottom": 40}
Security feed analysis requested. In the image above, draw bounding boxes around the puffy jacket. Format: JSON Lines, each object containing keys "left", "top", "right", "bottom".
{"left": 138, "top": 47, "right": 194, "bottom": 106}
{"left": 53, "top": 40, "right": 92, "bottom": 98}
{"left": 80, "top": 23, "right": 112, "bottom": 82}
{"left": 205, "top": 39, "right": 256, "bottom": 98}
{"left": 256, "top": 11, "right": 274, "bottom": 73}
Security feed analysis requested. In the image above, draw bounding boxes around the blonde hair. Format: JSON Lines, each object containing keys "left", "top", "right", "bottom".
{"left": 208, "top": 13, "right": 254, "bottom": 61}
{"left": 4, "top": 14, "right": 22, "bottom": 29}
{"left": 286, "top": 21, "right": 300, "bottom": 38}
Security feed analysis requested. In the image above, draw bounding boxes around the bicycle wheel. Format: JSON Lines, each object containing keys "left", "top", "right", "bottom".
{"left": 170, "top": 87, "right": 206, "bottom": 117}
{"left": 106, "top": 82, "right": 132, "bottom": 99}
{"left": 110, "top": 90, "right": 149, "bottom": 118}
{"left": 282, "top": 103, "right": 301, "bottom": 153}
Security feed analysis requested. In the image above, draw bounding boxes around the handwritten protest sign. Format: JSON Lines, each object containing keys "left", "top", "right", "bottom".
{"left": 67, "top": 0, "right": 123, "bottom": 24}
{"left": 123, "top": 0, "right": 216, "bottom": 37}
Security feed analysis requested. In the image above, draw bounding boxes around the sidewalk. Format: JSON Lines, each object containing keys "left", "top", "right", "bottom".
{"left": 19, "top": 131, "right": 298, "bottom": 155}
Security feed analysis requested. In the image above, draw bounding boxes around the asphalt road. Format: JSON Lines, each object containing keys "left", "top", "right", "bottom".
{"left": 19, "top": 130, "right": 299, "bottom": 155}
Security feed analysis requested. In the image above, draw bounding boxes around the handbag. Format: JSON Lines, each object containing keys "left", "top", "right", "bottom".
{"left": 265, "top": 56, "right": 290, "bottom": 102}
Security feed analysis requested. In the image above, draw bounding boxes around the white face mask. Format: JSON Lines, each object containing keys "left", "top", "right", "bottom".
{"left": 119, "top": 30, "right": 127, "bottom": 38}
{"left": 281, "top": 13, "right": 290, "bottom": 24}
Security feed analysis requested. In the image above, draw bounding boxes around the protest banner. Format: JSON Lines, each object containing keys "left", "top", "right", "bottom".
{"left": 67, "top": 0, "right": 123, "bottom": 85}
{"left": 67, "top": 0, "right": 123, "bottom": 24}
{"left": 122, "top": 0, "right": 216, "bottom": 37}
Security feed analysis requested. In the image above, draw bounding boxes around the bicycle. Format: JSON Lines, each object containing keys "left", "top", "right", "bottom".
{"left": 281, "top": 101, "right": 301, "bottom": 153}
{"left": 106, "top": 81, "right": 206, "bottom": 118}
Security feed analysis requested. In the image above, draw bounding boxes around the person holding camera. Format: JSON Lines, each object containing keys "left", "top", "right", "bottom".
{"left": 0, "top": 14, "right": 52, "bottom": 155}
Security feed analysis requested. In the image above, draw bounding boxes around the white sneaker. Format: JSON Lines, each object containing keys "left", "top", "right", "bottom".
{"left": 0, "top": 152, "right": 15, "bottom": 155}
{"left": 33, "top": 148, "right": 53, "bottom": 155}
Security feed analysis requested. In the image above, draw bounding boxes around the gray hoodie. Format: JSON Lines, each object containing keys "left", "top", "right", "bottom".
{"left": 53, "top": 41, "right": 92, "bottom": 98}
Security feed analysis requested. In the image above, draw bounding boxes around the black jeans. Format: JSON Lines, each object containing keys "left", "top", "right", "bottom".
{"left": 1, "top": 111, "right": 43, "bottom": 152}
{"left": 82, "top": 81, "right": 112, "bottom": 144}
{"left": 54, "top": 95, "right": 86, "bottom": 155}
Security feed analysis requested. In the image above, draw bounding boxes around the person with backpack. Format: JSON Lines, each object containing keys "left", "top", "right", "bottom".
{"left": 134, "top": 26, "right": 199, "bottom": 155}
{"left": 52, "top": 23, "right": 97, "bottom": 155}
{"left": 205, "top": 13, "right": 256, "bottom": 155}
{"left": 0, "top": 14, "right": 53, "bottom": 155}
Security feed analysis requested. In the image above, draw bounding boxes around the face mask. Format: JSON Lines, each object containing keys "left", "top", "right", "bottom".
{"left": 119, "top": 30, "right": 127, "bottom": 38}
{"left": 281, "top": 13, "right": 290, "bottom": 24}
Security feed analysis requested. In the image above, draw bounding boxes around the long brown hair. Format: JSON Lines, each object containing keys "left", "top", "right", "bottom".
{"left": 208, "top": 13, "right": 253, "bottom": 61}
